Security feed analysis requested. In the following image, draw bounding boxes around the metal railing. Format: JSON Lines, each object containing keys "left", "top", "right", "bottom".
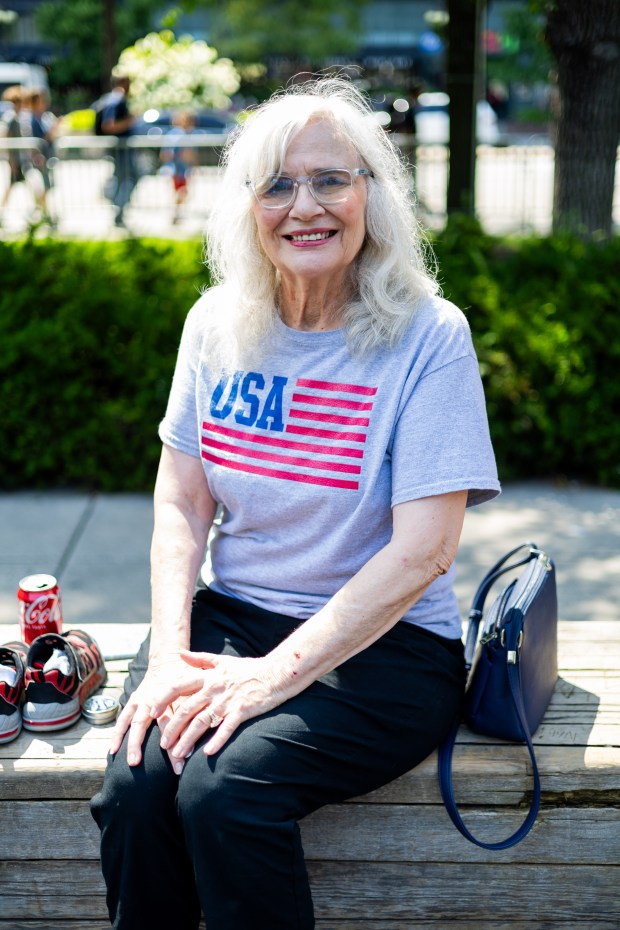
{"left": 1, "top": 134, "right": 619, "bottom": 237}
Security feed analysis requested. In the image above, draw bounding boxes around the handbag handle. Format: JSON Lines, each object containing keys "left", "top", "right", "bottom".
{"left": 464, "top": 543, "right": 540, "bottom": 668}
{"left": 438, "top": 662, "right": 541, "bottom": 850}
{"left": 438, "top": 542, "right": 543, "bottom": 850}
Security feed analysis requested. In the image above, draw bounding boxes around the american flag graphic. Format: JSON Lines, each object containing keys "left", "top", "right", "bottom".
{"left": 201, "top": 377, "right": 377, "bottom": 491}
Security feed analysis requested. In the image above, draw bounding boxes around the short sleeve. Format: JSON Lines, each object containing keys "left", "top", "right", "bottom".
{"left": 391, "top": 354, "right": 500, "bottom": 508}
{"left": 100, "top": 101, "right": 116, "bottom": 125}
{"left": 158, "top": 301, "right": 205, "bottom": 458}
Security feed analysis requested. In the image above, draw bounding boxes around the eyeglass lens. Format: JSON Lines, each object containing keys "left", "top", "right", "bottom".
{"left": 255, "top": 169, "right": 353, "bottom": 207}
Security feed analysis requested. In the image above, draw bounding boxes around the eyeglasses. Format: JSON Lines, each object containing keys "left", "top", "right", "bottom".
{"left": 246, "top": 167, "right": 373, "bottom": 210}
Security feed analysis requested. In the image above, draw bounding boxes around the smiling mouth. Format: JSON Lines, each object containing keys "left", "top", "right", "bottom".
{"left": 284, "top": 231, "right": 337, "bottom": 242}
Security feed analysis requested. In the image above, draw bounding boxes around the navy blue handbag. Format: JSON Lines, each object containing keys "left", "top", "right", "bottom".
{"left": 438, "top": 543, "right": 558, "bottom": 849}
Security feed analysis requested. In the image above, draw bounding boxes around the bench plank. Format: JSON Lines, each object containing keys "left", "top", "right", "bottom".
{"left": 4, "top": 799, "right": 620, "bottom": 865}
{"left": 1, "top": 861, "right": 618, "bottom": 924}
{"left": 310, "top": 862, "right": 620, "bottom": 922}
{"left": 2, "top": 743, "right": 619, "bottom": 803}
{"left": 0, "top": 916, "right": 617, "bottom": 930}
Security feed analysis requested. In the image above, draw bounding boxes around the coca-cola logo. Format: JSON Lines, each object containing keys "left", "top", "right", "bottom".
{"left": 23, "top": 594, "right": 60, "bottom": 627}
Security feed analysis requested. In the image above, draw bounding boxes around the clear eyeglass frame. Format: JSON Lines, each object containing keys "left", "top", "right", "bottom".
{"left": 246, "top": 167, "right": 373, "bottom": 210}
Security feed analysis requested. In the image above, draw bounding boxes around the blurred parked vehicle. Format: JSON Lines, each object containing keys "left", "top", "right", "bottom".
{"left": 134, "top": 108, "right": 236, "bottom": 136}
{"left": 414, "top": 92, "right": 502, "bottom": 145}
{"left": 0, "top": 63, "right": 48, "bottom": 98}
{"left": 57, "top": 107, "right": 236, "bottom": 138}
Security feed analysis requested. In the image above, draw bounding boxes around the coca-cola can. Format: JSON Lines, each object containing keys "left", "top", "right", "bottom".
{"left": 17, "top": 574, "right": 63, "bottom": 645}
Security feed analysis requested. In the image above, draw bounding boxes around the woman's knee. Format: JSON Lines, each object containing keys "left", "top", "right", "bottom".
{"left": 176, "top": 747, "right": 243, "bottom": 833}
{"left": 91, "top": 726, "right": 177, "bottom": 827}
{"left": 176, "top": 726, "right": 291, "bottom": 833}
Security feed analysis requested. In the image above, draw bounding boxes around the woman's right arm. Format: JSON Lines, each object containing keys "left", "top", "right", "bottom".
{"left": 109, "top": 443, "right": 217, "bottom": 764}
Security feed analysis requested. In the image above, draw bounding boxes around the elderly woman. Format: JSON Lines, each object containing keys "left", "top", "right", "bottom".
{"left": 91, "top": 78, "right": 500, "bottom": 930}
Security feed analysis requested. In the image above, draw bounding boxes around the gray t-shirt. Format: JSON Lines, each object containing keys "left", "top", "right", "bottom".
{"left": 159, "top": 291, "right": 500, "bottom": 639}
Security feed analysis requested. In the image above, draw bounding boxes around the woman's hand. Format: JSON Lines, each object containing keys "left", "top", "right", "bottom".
{"left": 151, "top": 650, "right": 284, "bottom": 765}
{"left": 155, "top": 698, "right": 195, "bottom": 769}
{"left": 109, "top": 655, "right": 213, "bottom": 767}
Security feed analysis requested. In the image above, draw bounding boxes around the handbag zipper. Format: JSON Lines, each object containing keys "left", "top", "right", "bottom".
{"left": 480, "top": 551, "right": 552, "bottom": 650}
{"left": 479, "top": 580, "right": 516, "bottom": 645}
{"left": 498, "top": 552, "right": 553, "bottom": 661}
{"left": 512, "top": 551, "right": 552, "bottom": 616}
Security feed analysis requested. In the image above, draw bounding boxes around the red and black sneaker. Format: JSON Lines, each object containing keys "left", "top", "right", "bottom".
{"left": 23, "top": 629, "right": 107, "bottom": 732}
{"left": 0, "top": 640, "right": 27, "bottom": 744}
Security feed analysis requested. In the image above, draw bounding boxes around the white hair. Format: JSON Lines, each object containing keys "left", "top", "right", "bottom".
{"left": 205, "top": 77, "right": 439, "bottom": 361}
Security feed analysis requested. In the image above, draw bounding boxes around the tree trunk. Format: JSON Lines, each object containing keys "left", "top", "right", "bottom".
{"left": 546, "top": 0, "right": 620, "bottom": 238}
{"left": 446, "top": 0, "right": 485, "bottom": 215}
{"left": 102, "top": 0, "right": 117, "bottom": 84}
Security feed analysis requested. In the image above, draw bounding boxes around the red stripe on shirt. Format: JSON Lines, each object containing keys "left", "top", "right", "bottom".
{"left": 289, "top": 409, "right": 371, "bottom": 427}
{"left": 202, "top": 451, "right": 359, "bottom": 490}
{"left": 202, "top": 421, "right": 363, "bottom": 458}
{"left": 291, "top": 392, "right": 374, "bottom": 411}
{"left": 296, "top": 378, "right": 377, "bottom": 396}
{"left": 201, "top": 435, "right": 362, "bottom": 475}
{"left": 285, "top": 424, "right": 367, "bottom": 442}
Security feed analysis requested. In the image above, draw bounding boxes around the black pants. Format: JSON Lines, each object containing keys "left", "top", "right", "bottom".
{"left": 91, "top": 587, "right": 465, "bottom": 930}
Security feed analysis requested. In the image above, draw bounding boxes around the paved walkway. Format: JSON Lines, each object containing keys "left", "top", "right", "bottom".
{"left": 1, "top": 482, "right": 619, "bottom": 630}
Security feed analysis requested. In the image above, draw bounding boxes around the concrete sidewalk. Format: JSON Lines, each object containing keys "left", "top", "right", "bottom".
{"left": 1, "top": 482, "right": 619, "bottom": 629}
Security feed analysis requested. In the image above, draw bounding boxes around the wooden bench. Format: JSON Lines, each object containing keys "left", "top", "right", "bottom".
{"left": 1, "top": 620, "right": 619, "bottom": 929}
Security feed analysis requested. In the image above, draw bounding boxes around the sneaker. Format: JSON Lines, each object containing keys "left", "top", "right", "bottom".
{"left": 23, "top": 630, "right": 107, "bottom": 732}
{"left": 0, "top": 641, "right": 27, "bottom": 744}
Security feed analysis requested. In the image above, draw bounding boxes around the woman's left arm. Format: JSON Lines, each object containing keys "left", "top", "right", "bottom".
{"left": 266, "top": 488, "right": 467, "bottom": 683}
{"left": 154, "top": 490, "right": 467, "bottom": 764}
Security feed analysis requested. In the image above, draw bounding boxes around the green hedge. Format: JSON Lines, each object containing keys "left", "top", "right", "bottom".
{"left": 1, "top": 225, "right": 619, "bottom": 490}
{"left": 0, "top": 238, "right": 208, "bottom": 491}
{"left": 434, "top": 217, "right": 620, "bottom": 487}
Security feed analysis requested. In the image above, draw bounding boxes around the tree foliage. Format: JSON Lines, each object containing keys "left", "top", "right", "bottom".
{"left": 184, "top": 0, "right": 367, "bottom": 63}
{"left": 117, "top": 30, "right": 240, "bottom": 111}
{"left": 36, "top": 0, "right": 367, "bottom": 102}
{"left": 36, "top": 0, "right": 159, "bottom": 97}
{"left": 486, "top": 6, "right": 553, "bottom": 87}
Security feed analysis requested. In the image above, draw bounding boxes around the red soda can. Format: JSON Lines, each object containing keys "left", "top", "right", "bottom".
{"left": 17, "top": 574, "right": 63, "bottom": 645}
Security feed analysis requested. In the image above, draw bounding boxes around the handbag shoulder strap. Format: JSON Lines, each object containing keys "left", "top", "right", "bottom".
{"left": 437, "top": 542, "right": 544, "bottom": 850}
{"left": 438, "top": 662, "right": 541, "bottom": 849}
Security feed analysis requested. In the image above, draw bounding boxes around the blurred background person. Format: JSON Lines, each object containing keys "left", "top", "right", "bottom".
{"left": 486, "top": 79, "right": 510, "bottom": 125}
{"left": 159, "top": 109, "right": 199, "bottom": 225}
{"left": 94, "top": 73, "right": 138, "bottom": 228}
{"left": 0, "top": 86, "right": 25, "bottom": 224}
{"left": 18, "top": 87, "right": 57, "bottom": 226}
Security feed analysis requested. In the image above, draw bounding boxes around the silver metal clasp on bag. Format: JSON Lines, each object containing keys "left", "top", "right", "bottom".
{"left": 530, "top": 547, "right": 553, "bottom": 571}
{"left": 480, "top": 629, "right": 498, "bottom": 647}
{"left": 502, "top": 629, "right": 524, "bottom": 664}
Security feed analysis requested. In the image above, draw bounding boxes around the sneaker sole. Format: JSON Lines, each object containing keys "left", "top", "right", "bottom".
{"left": 23, "top": 666, "right": 108, "bottom": 732}
{"left": 0, "top": 709, "right": 22, "bottom": 743}
{"left": 23, "top": 697, "right": 81, "bottom": 731}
